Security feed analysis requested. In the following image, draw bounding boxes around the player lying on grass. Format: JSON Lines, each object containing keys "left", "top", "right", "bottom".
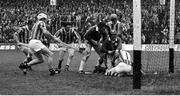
{"left": 105, "top": 50, "right": 133, "bottom": 77}
{"left": 18, "top": 13, "right": 61, "bottom": 76}
{"left": 13, "top": 20, "right": 34, "bottom": 71}
{"left": 54, "top": 22, "right": 82, "bottom": 73}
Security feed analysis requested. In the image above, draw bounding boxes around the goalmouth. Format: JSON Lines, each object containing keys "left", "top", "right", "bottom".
{"left": 133, "top": 0, "right": 175, "bottom": 89}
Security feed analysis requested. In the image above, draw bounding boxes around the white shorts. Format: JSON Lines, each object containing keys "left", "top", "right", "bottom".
{"left": 114, "top": 62, "right": 132, "bottom": 73}
{"left": 28, "top": 39, "right": 46, "bottom": 52}
{"left": 82, "top": 43, "right": 92, "bottom": 56}
{"left": 59, "top": 45, "right": 75, "bottom": 56}
{"left": 105, "top": 62, "right": 132, "bottom": 75}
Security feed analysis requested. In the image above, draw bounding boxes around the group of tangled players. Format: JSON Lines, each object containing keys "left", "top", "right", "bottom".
{"left": 15, "top": 13, "right": 132, "bottom": 77}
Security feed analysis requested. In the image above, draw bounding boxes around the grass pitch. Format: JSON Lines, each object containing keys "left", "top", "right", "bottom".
{"left": 0, "top": 50, "right": 179, "bottom": 95}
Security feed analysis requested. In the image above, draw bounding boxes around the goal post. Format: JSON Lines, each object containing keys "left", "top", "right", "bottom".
{"left": 132, "top": 0, "right": 176, "bottom": 89}
{"left": 169, "top": 0, "right": 175, "bottom": 73}
{"left": 133, "top": 0, "right": 142, "bottom": 89}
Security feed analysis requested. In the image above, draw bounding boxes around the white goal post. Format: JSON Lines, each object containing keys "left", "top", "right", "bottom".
{"left": 169, "top": 0, "right": 175, "bottom": 73}
{"left": 133, "top": 0, "right": 142, "bottom": 89}
{"left": 133, "top": 0, "right": 176, "bottom": 89}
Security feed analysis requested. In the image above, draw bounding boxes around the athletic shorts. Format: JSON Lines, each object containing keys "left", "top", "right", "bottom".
{"left": 114, "top": 62, "right": 132, "bottom": 73}
{"left": 59, "top": 44, "right": 75, "bottom": 56}
{"left": 28, "top": 39, "right": 46, "bottom": 52}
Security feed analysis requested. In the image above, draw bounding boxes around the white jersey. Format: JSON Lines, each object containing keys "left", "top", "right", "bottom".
{"left": 105, "top": 50, "right": 132, "bottom": 76}
{"left": 118, "top": 50, "right": 132, "bottom": 65}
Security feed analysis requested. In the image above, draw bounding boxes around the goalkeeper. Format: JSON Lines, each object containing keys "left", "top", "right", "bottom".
{"left": 105, "top": 50, "right": 133, "bottom": 76}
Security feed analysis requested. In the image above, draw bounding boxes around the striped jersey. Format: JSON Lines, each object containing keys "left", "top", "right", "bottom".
{"left": 15, "top": 25, "right": 31, "bottom": 43}
{"left": 107, "top": 21, "right": 123, "bottom": 35}
{"left": 54, "top": 27, "right": 80, "bottom": 44}
{"left": 30, "top": 21, "right": 46, "bottom": 41}
{"left": 118, "top": 50, "right": 132, "bottom": 65}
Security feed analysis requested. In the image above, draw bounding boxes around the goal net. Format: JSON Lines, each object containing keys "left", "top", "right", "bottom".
{"left": 141, "top": 45, "right": 180, "bottom": 73}
{"left": 133, "top": 0, "right": 180, "bottom": 89}
{"left": 136, "top": 0, "right": 180, "bottom": 74}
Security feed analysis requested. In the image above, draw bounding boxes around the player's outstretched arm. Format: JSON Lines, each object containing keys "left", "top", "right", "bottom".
{"left": 84, "top": 26, "right": 95, "bottom": 40}
{"left": 42, "top": 28, "right": 60, "bottom": 43}
{"left": 74, "top": 30, "right": 82, "bottom": 44}
{"left": 17, "top": 42, "right": 29, "bottom": 47}
{"left": 13, "top": 32, "right": 20, "bottom": 43}
{"left": 54, "top": 29, "right": 61, "bottom": 38}
{"left": 13, "top": 28, "right": 23, "bottom": 43}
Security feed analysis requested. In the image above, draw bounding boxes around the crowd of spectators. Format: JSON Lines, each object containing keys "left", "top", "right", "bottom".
{"left": 0, "top": 0, "right": 180, "bottom": 44}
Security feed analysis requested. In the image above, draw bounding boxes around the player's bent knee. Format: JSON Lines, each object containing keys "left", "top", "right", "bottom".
{"left": 41, "top": 47, "right": 53, "bottom": 57}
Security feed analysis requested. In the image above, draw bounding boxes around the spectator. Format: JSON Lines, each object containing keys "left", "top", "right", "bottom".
{"left": 1, "top": 0, "right": 180, "bottom": 44}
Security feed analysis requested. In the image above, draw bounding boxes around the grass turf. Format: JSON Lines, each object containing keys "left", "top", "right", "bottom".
{"left": 0, "top": 50, "right": 179, "bottom": 95}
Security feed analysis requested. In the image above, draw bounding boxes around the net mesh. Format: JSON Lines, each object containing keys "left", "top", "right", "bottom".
{"left": 132, "top": 0, "right": 180, "bottom": 91}
{"left": 129, "top": 48, "right": 180, "bottom": 73}
{"left": 141, "top": 51, "right": 169, "bottom": 73}
{"left": 129, "top": 48, "right": 180, "bottom": 90}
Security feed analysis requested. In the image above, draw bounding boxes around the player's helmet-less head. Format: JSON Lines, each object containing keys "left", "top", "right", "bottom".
{"left": 37, "top": 13, "right": 47, "bottom": 20}
{"left": 97, "top": 22, "right": 107, "bottom": 29}
{"left": 97, "top": 22, "right": 111, "bottom": 33}
{"left": 110, "top": 14, "right": 117, "bottom": 21}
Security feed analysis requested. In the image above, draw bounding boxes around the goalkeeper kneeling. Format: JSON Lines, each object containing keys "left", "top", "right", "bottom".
{"left": 105, "top": 50, "right": 133, "bottom": 77}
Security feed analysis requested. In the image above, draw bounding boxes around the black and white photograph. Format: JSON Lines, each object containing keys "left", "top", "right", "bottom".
{"left": 0, "top": 0, "right": 180, "bottom": 95}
